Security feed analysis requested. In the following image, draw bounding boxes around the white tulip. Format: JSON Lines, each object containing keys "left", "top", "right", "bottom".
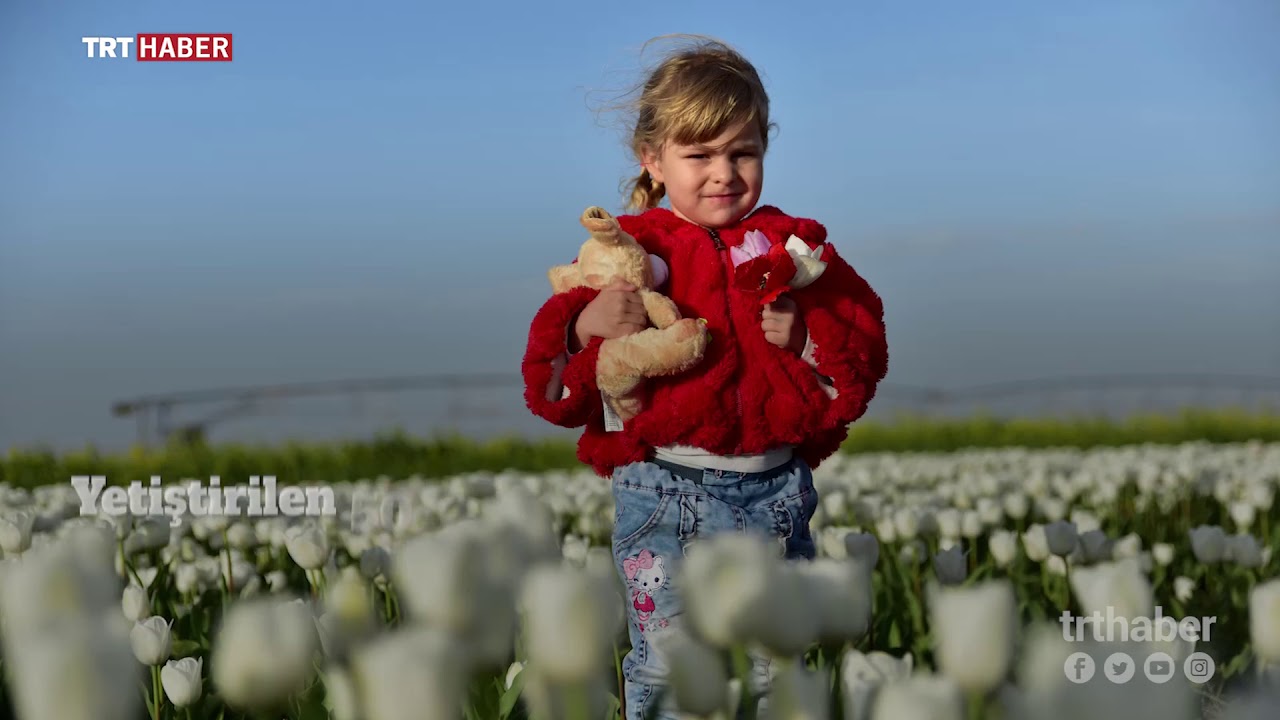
{"left": 1249, "top": 482, "right": 1275, "bottom": 511}
{"left": 929, "top": 579, "right": 1016, "bottom": 693}
{"left": 284, "top": 523, "right": 331, "bottom": 570}
{"left": 976, "top": 497, "right": 1004, "bottom": 526}
{"left": 935, "top": 508, "right": 961, "bottom": 540}
{"left": 1110, "top": 533, "right": 1141, "bottom": 560}
{"left": 874, "top": 516, "right": 897, "bottom": 543}
{"left": 160, "top": 656, "right": 203, "bottom": 707}
{"left": 823, "top": 491, "right": 849, "bottom": 521}
{"left": 871, "top": 676, "right": 963, "bottom": 720}
{"left": 0, "top": 510, "right": 34, "bottom": 554}
{"left": 1021, "top": 524, "right": 1050, "bottom": 562}
{"left": 321, "top": 568, "right": 376, "bottom": 658}
{"left": 211, "top": 596, "right": 319, "bottom": 709}
{"left": 121, "top": 584, "right": 150, "bottom": 622}
{"left": 1152, "top": 542, "right": 1175, "bottom": 567}
{"left": 806, "top": 556, "right": 875, "bottom": 645}
{"left": 682, "top": 533, "right": 779, "bottom": 648}
{"left": 1189, "top": 525, "right": 1226, "bottom": 563}
{"left": 359, "top": 545, "right": 391, "bottom": 582}
{"left": 755, "top": 561, "right": 821, "bottom": 657}
{"left": 932, "top": 546, "right": 966, "bottom": 586}
{"left": 1227, "top": 533, "right": 1264, "bottom": 568}
{"left": 648, "top": 627, "right": 729, "bottom": 716}
{"left": 1078, "top": 529, "right": 1112, "bottom": 564}
{"left": 1250, "top": 579, "right": 1280, "bottom": 664}
{"left": 844, "top": 531, "right": 880, "bottom": 567}
{"left": 1229, "top": 501, "right": 1256, "bottom": 531}
{"left": 351, "top": 628, "right": 468, "bottom": 720}
{"left": 1044, "top": 520, "right": 1078, "bottom": 557}
{"left": 960, "top": 510, "right": 983, "bottom": 539}
{"left": 841, "top": 650, "right": 913, "bottom": 720}
{"left": 893, "top": 508, "right": 920, "bottom": 539}
{"left": 1070, "top": 558, "right": 1153, "bottom": 623}
{"left": 6, "top": 624, "right": 143, "bottom": 720}
{"left": 768, "top": 661, "right": 830, "bottom": 720}
{"left": 1174, "top": 575, "right": 1195, "bottom": 603}
{"left": 519, "top": 564, "right": 619, "bottom": 683}
{"left": 322, "top": 667, "right": 359, "bottom": 720}
{"left": 988, "top": 530, "right": 1017, "bottom": 568}
{"left": 130, "top": 616, "right": 172, "bottom": 666}
{"left": 504, "top": 661, "right": 523, "bottom": 690}
{"left": 123, "top": 518, "right": 170, "bottom": 556}
{"left": 266, "top": 570, "right": 289, "bottom": 592}
{"left": 225, "top": 522, "right": 257, "bottom": 550}
{"left": 1003, "top": 492, "right": 1029, "bottom": 520}
{"left": 392, "top": 526, "right": 486, "bottom": 633}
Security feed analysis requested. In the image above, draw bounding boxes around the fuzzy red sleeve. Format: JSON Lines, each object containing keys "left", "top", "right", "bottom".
{"left": 789, "top": 241, "right": 889, "bottom": 433}
{"left": 522, "top": 286, "right": 604, "bottom": 428}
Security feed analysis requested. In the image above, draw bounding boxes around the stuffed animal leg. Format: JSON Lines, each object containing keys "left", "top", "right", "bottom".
{"left": 597, "top": 317, "right": 708, "bottom": 421}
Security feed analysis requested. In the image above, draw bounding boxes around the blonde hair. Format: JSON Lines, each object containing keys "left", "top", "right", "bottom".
{"left": 603, "top": 35, "right": 775, "bottom": 212}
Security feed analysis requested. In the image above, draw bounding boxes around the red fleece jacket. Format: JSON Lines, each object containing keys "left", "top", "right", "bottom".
{"left": 521, "top": 205, "right": 888, "bottom": 477}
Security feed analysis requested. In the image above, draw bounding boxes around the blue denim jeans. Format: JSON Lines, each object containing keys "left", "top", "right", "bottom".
{"left": 610, "top": 456, "right": 819, "bottom": 720}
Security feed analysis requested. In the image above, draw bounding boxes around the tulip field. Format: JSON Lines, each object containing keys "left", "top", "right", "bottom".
{"left": 2, "top": 436, "right": 1280, "bottom": 719}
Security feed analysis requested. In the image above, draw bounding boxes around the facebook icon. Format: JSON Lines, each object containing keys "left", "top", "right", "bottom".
{"left": 1065, "top": 652, "right": 1096, "bottom": 683}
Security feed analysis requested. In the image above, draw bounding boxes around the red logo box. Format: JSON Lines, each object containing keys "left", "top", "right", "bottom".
{"left": 136, "top": 34, "right": 232, "bottom": 62}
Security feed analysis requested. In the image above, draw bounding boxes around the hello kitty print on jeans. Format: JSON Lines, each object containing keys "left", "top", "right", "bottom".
{"left": 622, "top": 549, "right": 669, "bottom": 631}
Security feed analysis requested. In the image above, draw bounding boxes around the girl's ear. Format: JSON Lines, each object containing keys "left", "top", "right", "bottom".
{"left": 640, "top": 145, "right": 665, "bottom": 184}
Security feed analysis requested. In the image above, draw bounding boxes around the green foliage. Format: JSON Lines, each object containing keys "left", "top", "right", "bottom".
{"left": 3, "top": 409, "right": 1278, "bottom": 489}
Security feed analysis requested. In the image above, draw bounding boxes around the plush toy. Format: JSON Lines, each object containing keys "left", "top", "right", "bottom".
{"left": 548, "top": 206, "right": 710, "bottom": 424}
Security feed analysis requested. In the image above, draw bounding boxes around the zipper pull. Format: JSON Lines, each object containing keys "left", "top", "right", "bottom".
{"left": 707, "top": 228, "right": 725, "bottom": 250}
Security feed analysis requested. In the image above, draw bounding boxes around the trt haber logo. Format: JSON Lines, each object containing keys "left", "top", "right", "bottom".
{"left": 81, "top": 34, "right": 233, "bottom": 61}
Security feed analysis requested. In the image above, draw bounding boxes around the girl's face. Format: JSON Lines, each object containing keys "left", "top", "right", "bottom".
{"left": 643, "top": 119, "right": 764, "bottom": 229}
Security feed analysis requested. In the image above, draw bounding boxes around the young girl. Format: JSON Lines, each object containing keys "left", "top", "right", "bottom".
{"left": 521, "top": 36, "right": 888, "bottom": 719}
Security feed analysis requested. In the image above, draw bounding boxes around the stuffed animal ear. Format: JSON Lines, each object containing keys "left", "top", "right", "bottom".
{"left": 548, "top": 265, "right": 582, "bottom": 294}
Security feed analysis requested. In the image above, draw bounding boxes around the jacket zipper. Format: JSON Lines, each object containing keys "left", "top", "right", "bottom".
{"left": 706, "top": 228, "right": 744, "bottom": 449}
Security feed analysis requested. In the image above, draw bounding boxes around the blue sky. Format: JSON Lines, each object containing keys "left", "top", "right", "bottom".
{"left": 2, "top": 0, "right": 1278, "bottom": 451}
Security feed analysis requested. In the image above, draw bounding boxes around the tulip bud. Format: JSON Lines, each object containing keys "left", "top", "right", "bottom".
{"left": 122, "top": 584, "right": 150, "bottom": 623}
{"left": 1152, "top": 543, "right": 1175, "bottom": 567}
{"left": 1189, "top": 525, "right": 1226, "bottom": 564}
{"left": 1044, "top": 520, "right": 1078, "bottom": 558}
{"left": 1078, "top": 530, "right": 1112, "bottom": 564}
{"left": 160, "top": 656, "right": 203, "bottom": 707}
{"left": 1165, "top": 576, "right": 1193, "bottom": 606}
{"left": 932, "top": 546, "right": 966, "bottom": 586}
{"left": 130, "top": 616, "right": 173, "bottom": 666}
{"left": 844, "top": 531, "right": 880, "bottom": 568}
{"left": 1021, "top": 525, "right": 1050, "bottom": 562}
{"left": 988, "top": 530, "right": 1017, "bottom": 568}
{"left": 284, "top": 523, "right": 331, "bottom": 570}
{"left": 935, "top": 509, "right": 961, "bottom": 540}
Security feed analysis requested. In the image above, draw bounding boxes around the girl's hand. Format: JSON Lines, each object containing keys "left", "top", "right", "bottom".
{"left": 569, "top": 278, "right": 648, "bottom": 351}
{"left": 762, "top": 296, "right": 806, "bottom": 354}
